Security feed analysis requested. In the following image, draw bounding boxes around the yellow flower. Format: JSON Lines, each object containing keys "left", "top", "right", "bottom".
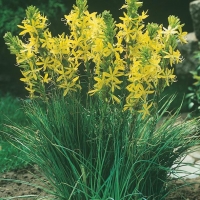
{"left": 137, "top": 11, "right": 148, "bottom": 22}
{"left": 56, "top": 65, "right": 79, "bottom": 82}
{"left": 17, "top": 24, "right": 37, "bottom": 36}
{"left": 110, "top": 94, "right": 120, "bottom": 104}
{"left": 43, "top": 73, "right": 51, "bottom": 83}
{"left": 25, "top": 83, "right": 35, "bottom": 98}
{"left": 116, "top": 26, "right": 135, "bottom": 42}
{"left": 88, "top": 76, "right": 105, "bottom": 95}
{"left": 103, "top": 66, "right": 123, "bottom": 92}
{"left": 92, "top": 39, "right": 113, "bottom": 57}
{"left": 39, "top": 30, "right": 53, "bottom": 48}
{"left": 22, "top": 61, "right": 42, "bottom": 80}
{"left": 163, "top": 46, "right": 181, "bottom": 66}
{"left": 138, "top": 102, "right": 153, "bottom": 119}
{"left": 162, "top": 25, "right": 178, "bottom": 41}
{"left": 59, "top": 76, "right": 80, "bottom": 96}
{"left": 126, "top": 83, "right": 154, "bottom": 100}
{"left": 119, "top": 12, "right": 133, "bottom": 24}
{"left": 36, "top": 56, "right": 53, "bottom": 71}
{"left": 20, "top": 73, "right": 33, "bottom": 83}
{"left": 123, "top": 93, "right": 139, "bottom": 111}
{"left": 160, "top": 68, "right": 176, "bottom": 86}
{"left": 178, "top": 26, "right": 187, "bottom": 44}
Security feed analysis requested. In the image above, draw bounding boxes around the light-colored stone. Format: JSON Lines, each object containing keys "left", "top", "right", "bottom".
{"left": 190, "top": 0, "right": 200, "bottom": 40}
{"left": 170, "top": 149, "right": 200, "bottom": 179}
{"left": 190, "top": 151, "right": 200, "bottom": 160}
{"left": 175, "top": 32, "right": 199, "bottom": 76}
{"left": 182, "top": 155, "right": 196, "bottom": 163}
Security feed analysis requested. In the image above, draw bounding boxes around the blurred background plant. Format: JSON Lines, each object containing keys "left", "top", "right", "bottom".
{"left": 186, "top": 61, "right": 200, "bottom": 115}
{"left": 1, "top": 0, "right": 200, "bottom": 199}
{"left": 0, "top": 93, "right": 30, "bottom": 173}
{"left": 0, "top": 0, "right": 67, "bottom": 35}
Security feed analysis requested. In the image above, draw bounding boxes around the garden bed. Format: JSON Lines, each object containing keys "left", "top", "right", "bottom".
{"left": 0, "top": 165, "right": 54, "bottom": 199}
{"left": 1, "top": 165, "right": 200, "bottom": 200}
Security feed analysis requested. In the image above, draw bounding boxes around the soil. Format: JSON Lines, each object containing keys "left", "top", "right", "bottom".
{"left": 0, "top": 165, "right": 55, "bottom": 200}
{"left": 1, "top": 165, "right": 200, "bottom": 200}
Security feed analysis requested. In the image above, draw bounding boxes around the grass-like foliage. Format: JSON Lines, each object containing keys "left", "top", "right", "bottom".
{"left": 6, "top": 93, "right": 199, "bottom": 199}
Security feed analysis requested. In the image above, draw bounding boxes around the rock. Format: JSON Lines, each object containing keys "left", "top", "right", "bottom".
{"left": 175, "top": 32, "right": 200, "bottom": 76}
{"left": 190, "top": 0, "right": 200, "bottom": 40}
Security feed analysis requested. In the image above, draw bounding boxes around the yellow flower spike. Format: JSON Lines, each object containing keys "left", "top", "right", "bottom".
{"left": 4, "top": 2, "right": 186, "bottom": 116}
{"left": 167, "top": 15, "right": 180, "bottom": 29}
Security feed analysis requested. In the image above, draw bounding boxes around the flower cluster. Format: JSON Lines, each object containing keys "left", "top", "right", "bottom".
{"left": 4, "top": 0, "right": 187, "bottom": 118}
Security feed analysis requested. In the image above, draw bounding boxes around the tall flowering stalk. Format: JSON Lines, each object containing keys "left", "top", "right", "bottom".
{"left": 4, "top": 0, "right": 186, "bottom": 119}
